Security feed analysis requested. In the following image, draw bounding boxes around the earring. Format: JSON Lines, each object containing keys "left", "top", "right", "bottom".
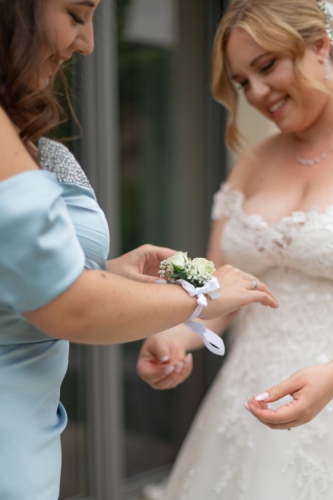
{"left": 324, "top": 58, "right": 330, "bottom": 81}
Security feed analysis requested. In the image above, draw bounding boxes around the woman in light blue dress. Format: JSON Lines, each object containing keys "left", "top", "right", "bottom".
{"left": 0, "top": 0, "right": 278, "bottom": 498}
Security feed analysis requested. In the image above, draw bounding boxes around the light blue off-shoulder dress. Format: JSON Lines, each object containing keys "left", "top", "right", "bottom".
{"left": 0, "top": 138, "right": 110, "bottom": 499}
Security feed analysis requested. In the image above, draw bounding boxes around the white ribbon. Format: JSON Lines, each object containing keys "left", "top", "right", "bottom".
{"left": 183, "top": 320, "right": 225, "bottom": 356}
{"left": 177, "top": 278, "right": 225, "bottom": 356}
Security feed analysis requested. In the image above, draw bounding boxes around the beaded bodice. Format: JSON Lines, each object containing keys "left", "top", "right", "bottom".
{"left": 38, "top": 137, "right": 91, "bottom": 187}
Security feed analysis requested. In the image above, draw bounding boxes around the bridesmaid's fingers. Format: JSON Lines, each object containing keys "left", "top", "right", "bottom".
{"left": 152, "top": 354, "right": 193, "bottom": 390}
{"left": 138, "top": 362, "right": 175, "bottom": 386}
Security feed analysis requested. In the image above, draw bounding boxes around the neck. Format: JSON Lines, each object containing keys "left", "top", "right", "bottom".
{"left": 293, "top": 89, "right": 333, "bottom": 148}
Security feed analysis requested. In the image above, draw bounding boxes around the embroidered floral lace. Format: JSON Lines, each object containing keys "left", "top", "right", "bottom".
{"left": 163, "top": 183, "right": 333, "bottom": 500}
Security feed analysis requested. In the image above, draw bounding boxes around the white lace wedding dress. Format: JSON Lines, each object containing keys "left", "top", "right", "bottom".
{"left": 163, "top": 183, "right": 333, "bottom": 500}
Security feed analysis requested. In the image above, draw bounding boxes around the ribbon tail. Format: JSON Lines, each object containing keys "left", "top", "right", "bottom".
{"left": 184, "top": 320, "right": 225, "bottom": 356}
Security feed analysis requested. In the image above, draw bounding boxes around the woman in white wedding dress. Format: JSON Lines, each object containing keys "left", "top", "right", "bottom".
{"left": 137, "top": 0, "right": 333, "bottom": 498}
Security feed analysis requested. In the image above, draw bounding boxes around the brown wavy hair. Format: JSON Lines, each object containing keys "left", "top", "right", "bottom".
{"left": 212, "top": 0, "right": 330, "bottom": 152}
{"left": 0, "top": 0, "right": 65, "bottom": 150}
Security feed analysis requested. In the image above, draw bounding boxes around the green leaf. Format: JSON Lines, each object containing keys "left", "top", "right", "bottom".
{"left": 172, "top": 264, "right": 183, "bottom": 273}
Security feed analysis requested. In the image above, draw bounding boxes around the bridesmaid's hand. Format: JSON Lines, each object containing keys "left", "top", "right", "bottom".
{"left": 107, "top": 244, "right": 176, "bottom": 283}
{"left": 137, "top": 331, "right": 193, "bottom": 390}
{"left": 247, "top": 362, "right": 333, "bottom": 429}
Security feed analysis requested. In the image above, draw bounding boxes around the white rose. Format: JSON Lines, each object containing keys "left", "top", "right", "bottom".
{"left": 191, "top": 257, "right": 215, "bottom": 275}
{"left": 165, "top": 251, "right": 189, "bottom": 272}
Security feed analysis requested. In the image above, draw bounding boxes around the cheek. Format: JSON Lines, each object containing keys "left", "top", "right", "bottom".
{"left": 271, "top": 59, "right": 296, "bottom": 90}
{"left": 44, "top": 6, "right": 73, "bottom": 52}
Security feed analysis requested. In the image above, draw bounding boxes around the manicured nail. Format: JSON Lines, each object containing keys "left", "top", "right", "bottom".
{"left": 184, "top": 353, "right": 192, "bottom": 367}
{"left": 160, "top": 355, "right": 169, "bottom": 363}
{"left": 255, "top": 392, "right": 270, "bottom": 401}
{"left": 163, "top": 365, "right": 174, "bottom": 375}
{"left": 174, "top": 361, "right": 184, "bottom": 373}
{"left": 244, "top": 403, "right": 251, "bottom": 412}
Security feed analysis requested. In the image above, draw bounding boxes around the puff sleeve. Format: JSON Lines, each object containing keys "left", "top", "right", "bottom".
{"left": 0, "top": 170, "right": 85, "bottom": 312}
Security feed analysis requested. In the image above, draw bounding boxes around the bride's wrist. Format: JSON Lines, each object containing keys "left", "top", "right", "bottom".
{"left": 324, "top": 360, "right": 333, "bottom": 381}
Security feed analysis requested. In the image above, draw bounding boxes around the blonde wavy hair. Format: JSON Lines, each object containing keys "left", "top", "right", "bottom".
{"left": 212, "top": 0, "right": 331, "bottom": 152}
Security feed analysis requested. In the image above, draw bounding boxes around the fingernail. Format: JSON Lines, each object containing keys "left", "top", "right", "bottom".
{"left": 174, "top": 361, "right": 184, "bottom": 373}
{"left": 255, "top": 392, "right": 270, "bottom": 401}
{"left": 184, "top": 353, "right": 192, "bottom": 367}
{"left": 160, "top": 355, "right": 169, "bottom": 363}
{"left": 163, "top": 365, "right": 174, "bottom": 375}
{"left": 244, "top": 402, "right": 251, "bottom": 412}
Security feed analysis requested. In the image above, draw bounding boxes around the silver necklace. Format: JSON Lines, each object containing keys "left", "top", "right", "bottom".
{"left": 293, "top": 141, "right": 333, "bottom": 166}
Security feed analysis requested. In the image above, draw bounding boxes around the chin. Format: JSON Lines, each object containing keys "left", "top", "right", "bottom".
{"left": 33, "top": 73, "right": 52, "bottom": 91}
{"left": 38, "top": 77, "right": 51, "bottom": 90}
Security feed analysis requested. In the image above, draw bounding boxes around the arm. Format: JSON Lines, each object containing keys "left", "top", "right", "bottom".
{"left": 1, "top": 108, "right": 276, "bottom": 346}
{"left": 136, "top": 215, "right": 270, "bottom": 389}
{"left": 25, "top": 263, "right": 276, "bottom": 344}
{"left": 247, "top": 362, "right": 333, "bottom": 429}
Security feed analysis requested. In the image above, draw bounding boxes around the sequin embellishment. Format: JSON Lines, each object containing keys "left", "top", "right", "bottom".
{"left": 38, "top": 137, "right": 91, "bottom": 188}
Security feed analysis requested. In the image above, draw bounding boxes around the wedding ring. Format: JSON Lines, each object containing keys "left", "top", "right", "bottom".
{"left": 251, "top": 279, "right": 258, "bottom": 290}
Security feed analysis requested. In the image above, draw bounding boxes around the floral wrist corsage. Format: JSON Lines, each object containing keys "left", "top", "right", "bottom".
{"left": 158, "top": 251, "right": 225, "bottom": 356}
{"left": 159, "top": 251, "right": 216, "bottom": 286}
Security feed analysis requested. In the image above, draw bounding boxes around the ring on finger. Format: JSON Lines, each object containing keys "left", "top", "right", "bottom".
{"left": 251, "top": 279, "right": 258, "bottom": 290}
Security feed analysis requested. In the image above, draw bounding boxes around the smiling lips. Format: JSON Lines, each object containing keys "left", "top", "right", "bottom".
{"left": 50, "top": 55, "right": 69, "bottom": 66}
{"left": 268, "top": 96, "right": 289, "bottom": 114}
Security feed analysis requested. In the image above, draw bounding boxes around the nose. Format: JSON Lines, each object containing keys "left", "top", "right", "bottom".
{"left": 73, "top": 23, "right": 95, "bottom": 56}
{"left": 247, "top": 77, "right": 270, "bottom": 104}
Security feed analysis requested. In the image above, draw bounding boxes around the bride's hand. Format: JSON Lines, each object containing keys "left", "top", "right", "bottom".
{"left": 247, "top": 362, "right": 333, "bottom": 429}
{"left": 136, "top": 331, "right": 193, "bottom": 390}
{"left": 200, "top": 265, "right": 278, "bottom": 319}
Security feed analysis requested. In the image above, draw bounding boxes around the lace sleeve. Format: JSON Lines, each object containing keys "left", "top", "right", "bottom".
{"left": 211, "top": 183, "right": 244, "bottom": 221}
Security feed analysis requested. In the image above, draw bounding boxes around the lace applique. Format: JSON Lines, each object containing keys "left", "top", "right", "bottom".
{"left": 170, "top": 461, "right": 197, "bottom": 500}
{"left": 211, "top": 182, "right": 244, "bottom": 221}
{"left": 38, "top": 138, "right": 91, "bottom": 188}
{"left": 282, "top": 420, "right": 333, "bottom": 499}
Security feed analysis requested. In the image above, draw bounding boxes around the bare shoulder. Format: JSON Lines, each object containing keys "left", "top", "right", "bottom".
{"left": 0, "top": 107, "right": 37, "bottom": 181}
{"left": 227, "top": 133, "right": 286, "bottom": 192}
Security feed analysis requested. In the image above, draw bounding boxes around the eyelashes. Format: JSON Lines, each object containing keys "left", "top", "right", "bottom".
{"left": 236, "top": 59, "right": 276, "bottom": 90}
{"left": 261, "top": 59, "right": 275, "bottom": 72}
{"left": 69, "top": 12, "right": 85, "bottom": 25}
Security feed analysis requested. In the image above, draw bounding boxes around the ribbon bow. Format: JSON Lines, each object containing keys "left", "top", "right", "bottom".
{"left": 177, "top": 278, "right": 225, "bottom": 356}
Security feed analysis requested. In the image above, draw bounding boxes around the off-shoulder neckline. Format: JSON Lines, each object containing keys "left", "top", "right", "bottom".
{"left": 221, "top": 182, "right": 333, "bottom": 229}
